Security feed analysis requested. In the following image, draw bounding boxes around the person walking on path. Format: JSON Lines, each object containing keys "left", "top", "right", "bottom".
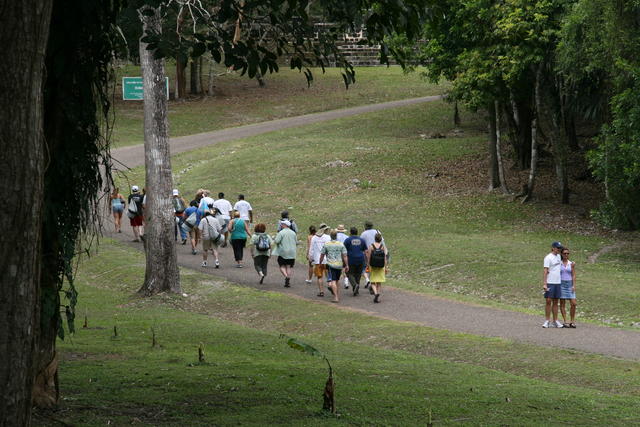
{"left": 277, "top": 210, "right": 298, "bottom": 233}
{"left": 319, "top": 229, "right": 349, "bottom": 303}
{"left": 360, "top": 221, "right": 385, "bottom": 289}
{"left": 305, "top": 225, "right": 316, "bottom": 284}
{"left": 127, "top": 185, "right": 145, "bottom": 242}
{"left": 309, "top": 223, "right": 331, "bottom": 297}
{"left": 335, "top": 224, "right": 349, "bottom": 289}
{"left": 559, "top": 247, "right": 578, "bottom": 328}
{"left": 343, "top": 227, "right": 368, "bottom": 296}
{"left": 214, "top": 192, "right": 233, "bottom": 244}
{"left": 368, "top": 233, "right": 388, "bottom": 303}
{"left": 274, "top": 220, "right": 297, "bottom": 287}
{"left": 182, "top": 200, "right": 202, "bottom": 255}
{"left": 229, "top": 211, "right": 251, "bottom": 267}
{"left": 110, "top": 187, "right": 126, "bottom": 233}
{"left": 172, "top": 189, "right": 188, "bottom": 244}
{"left": 543, "top": 241, "right": 564, "bottom": 328}
{"left": 249, "top": 223, "right": 274, "bottom": 284}
{"left": 198, "top": 190, "right": 215, "bottom": 215}
{"left": 198, "top": 207, "right": 223, "bottom": 268}
{"left": 233, "top": 194, "right": 253, "bottom": 224}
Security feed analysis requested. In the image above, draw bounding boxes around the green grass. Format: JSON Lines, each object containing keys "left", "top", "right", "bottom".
{"left": 111, "top": 64, "right": 447, "bottom": 147}
{"left": 37, "top": 240, "right": 640, "bottom": 425}
{"left": 118, "top": 100, "right": 640, "bottom": 325}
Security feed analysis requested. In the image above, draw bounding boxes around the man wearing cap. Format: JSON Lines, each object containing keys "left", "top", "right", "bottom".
{"left": 309, "top": 223, "right": 330, "bottom": 297}
{"left": 127, "top": 186, "right": 145, "bottom": 242}
{"left": 274, "top": 220, "right": 297, "bottom": 287}
{"left": 277, "top": 210, "right": 298, "bottom": 234}
{"left": 172, "top": 189, "right": 188, "bottom": 244}
{"left": 543, "top": 241, "right": 564, "bottom": 328}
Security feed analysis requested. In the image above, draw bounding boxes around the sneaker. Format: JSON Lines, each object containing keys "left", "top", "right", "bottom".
{"left": 201, "top": 261, "right": 207, "bottom": 267}
{"left": 353, "top": 283, "right": 359, "bottom": 296}
{"left": 374, "top": 294, "right": 380, "bottom": 303}
{"left": 364, "top": 280, "right": 370, "bottom": 289}
{"left": 181, "top": 239, "right": 187, "bottom": 245}
{"left": 305, "top": 279, "right": 312, "bottom": 284}
{"left": 555, "top": 320, "right": 564, "bottom": 328}
{"left": 259, "top": 272, "right": 265, "bottom": 284}
{"left": 542, "top": 320, "right": 550, "bottom": 328}
{"left": 192, "top": 249, "right": 197, "bottom": 255}
{"left": 215, "top": 260, "right": 220, "bottom": 269}
{"left": 284, "top": 277, "right": 290, "bottom": 288}
{"left": 369, "top": 286, "right": 375, "bottom": 295}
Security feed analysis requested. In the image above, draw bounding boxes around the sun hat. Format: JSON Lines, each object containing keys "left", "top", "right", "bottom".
{"left": 172, "top": 189, "right": 179, "bottom": 196}
{"left": 316, "top": 223, "right": 329, "bottom": 236}
{"left": 131, "top": 185, "right": 139, "bottom": 192}
{"left": 551, "top": 241, "right": 563, "bottom": 249}
{"left": 336, "top": 224, "right": 347, "bottom": 233}
{"left": 281, "top": 219, "right": 291, "bottom": 227}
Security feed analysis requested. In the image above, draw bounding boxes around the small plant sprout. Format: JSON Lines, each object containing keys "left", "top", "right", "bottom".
{"left": 280, "top": 335, "right": 335, "bottom": 414}
{"left": 198, "top": 343, "right": 205, "bottom": 363}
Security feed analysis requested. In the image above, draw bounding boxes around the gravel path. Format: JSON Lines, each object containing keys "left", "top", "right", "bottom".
{"left": 110, "top": 97, "right": 640, "bottom": 361}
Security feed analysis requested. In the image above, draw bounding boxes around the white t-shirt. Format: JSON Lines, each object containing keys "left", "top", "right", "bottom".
{"left": 199, "top": 196, "right": 215, "bottom": 212}
{"left": 544, "top": 252, "right": 562, "bottom": 284}
{"left": 310, "top": 234, "right": 331, "bottom": 264}
{"left": 337, "top": 232, "right": 348, "bottom": 243}
{"left": 213, "top": 198, "right": 233, "bottom": 219}
{"left": 233, "top": 200, "right": 252, "bottom": 220}
{"left": 360, "top": 229, "right": 384, "bottom": 248}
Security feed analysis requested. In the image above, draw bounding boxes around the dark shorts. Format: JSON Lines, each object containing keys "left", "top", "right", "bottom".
{"left": 327, "top": 267, "right": 342, "bottom": 282}
{"left": 130, "top": 215, "right": 144, "bottom": 227}
{"left": 277, "top": 256, "right": 295, "bottom": 267}
{"left": 544, "top": 283, "right": 561, "bottom": 299}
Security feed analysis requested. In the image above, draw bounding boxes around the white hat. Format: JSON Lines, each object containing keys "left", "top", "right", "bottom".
{"left": 281, "top": 219, "right": 291, "bottom": 227}
{"left": 172, "top": 189, "right": 179, "bottom": 196}
{"left": 131, "top": 185, "right": 139, "bottom": 192}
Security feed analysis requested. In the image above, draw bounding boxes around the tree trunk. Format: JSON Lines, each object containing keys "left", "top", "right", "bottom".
{"left": 190, "top": 58, "right": 201, "bottom": 94}
{"left": 453, "top": 101, "right": 461, "bottom": 126}
{"left": 176, "top": 57, "right": 187, "bottom": 99}
{"left": 523, "top": 68, "right": 542, "bottom": 203}
{"left": 504, "top": 94, "right": 533, "bottom": 170}
{"left": 0, "top": 1, "right": 53, "bottom": 424}
{"left": 198, "top": 56, "right": 204, "bottom": 93}
{"left": 208, "top": 54, "right": 215, "bottom": 95}
{"left": 487, "top": 103, "right": 500, "bottom": 190}
{"left": 138, "top": 6, "right": 181, "bottom": 295}
{"left": 495, "top": 101, "right": 511, "bottom": 194}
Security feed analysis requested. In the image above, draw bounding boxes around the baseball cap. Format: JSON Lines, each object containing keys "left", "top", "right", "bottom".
{"left": 551, "top": 241, "right": 563, "bottom": 248}
{"left": 131, "top": 185, "right": 139, "bottom": 192}
{"left": 172, "top": 189, "right": 179, "bottom": 196}
{"left": 281, "top": 220, "right": 291, "bottom": 227}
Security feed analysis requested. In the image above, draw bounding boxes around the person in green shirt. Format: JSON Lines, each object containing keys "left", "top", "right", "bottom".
{"left": 274, "top": 220, "right": 297, "bottom": 287}
{"left": 319, "top": 229, "right": 349, "bottom": 303}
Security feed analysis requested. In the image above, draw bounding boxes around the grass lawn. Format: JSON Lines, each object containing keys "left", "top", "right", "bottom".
{"left": 35, "top": 241, "right": 640, "bottom": 425}
{"left": 111, "top": 64, "right": 447, "bottom": 147}
{"left": 117, "top": 100, "right": 640, "bottom": 326}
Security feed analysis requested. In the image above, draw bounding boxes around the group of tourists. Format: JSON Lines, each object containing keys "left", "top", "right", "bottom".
{"left": 110, "top": 186, "right": 390, "bottom": 304}
{"left": 542, "top": 241, "right": 578, "bottom": 328}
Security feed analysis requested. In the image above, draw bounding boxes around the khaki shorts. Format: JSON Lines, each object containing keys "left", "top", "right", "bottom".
{"left": 313, "top": 264, "right": 326, "bottom": 278}
{"left": 202, "top": 238, "right": 219, "bottom": 251}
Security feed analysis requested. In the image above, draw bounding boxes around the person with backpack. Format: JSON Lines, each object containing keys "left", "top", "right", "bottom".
{"left": 343, "top": 227, "right": 368, "bottom": 296}
{"left": 277, "top": 210, "right": 298, "bottom": 234}
{"left": 368, "top": 233, "right": 388, "bottom": 303}
{"left": 360, "top": 221, "right": 386, "bottom": 291}
{"left": 172, "top": 189, "right": 188, "bottom": 244}
{"left": 127, "top": 185, "right": 145, "bottom": 242}
{"left": 229, "top": 211, "right": 251, "bottom": 268}
{"left": 214, "top": 192, "right": 233, "bottom": 245}
{"left": 182, "top": 200, "right": 201, "bottom": 255}
{"left": 319, "top": 229, "right": 349, "bottom": 303}
{"left": 198, "top": 206, "right": 223, "bottom": 268}
{"left": 249, "top": 223, "right": 274, "bottom": 284}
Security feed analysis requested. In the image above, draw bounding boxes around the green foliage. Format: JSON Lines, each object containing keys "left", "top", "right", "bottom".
{"left": 559, "top": 0, "right": 640, "bottom": 229}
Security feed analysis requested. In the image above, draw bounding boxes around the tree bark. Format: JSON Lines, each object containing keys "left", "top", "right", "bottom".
{"left": 138, "top": 6, "right": 181, "bottom": 295}
{"left": 523, "top": 67, "right": 542, "bottom": 203}
{"left": 495, "top": 101, "right": 511, "bottom": 194}
{"left": 487, "top": 103, "right": 500, "bottom": 190}
{"left": 190, "top": 58, "right": 202, "bottom": 94}
{"left": 0, "top": 1, "right": 53, "bottom": 424}
{"left": 176, "top": 57, "right": 187, "bottom": 99}
{"left": 208, "top": 54, "right": 215, "bottom": 95}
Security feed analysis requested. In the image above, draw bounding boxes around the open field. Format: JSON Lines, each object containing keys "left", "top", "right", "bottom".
{"left": 35, "top": 241, "right": 640, "bottom": 425}
{"left": 111, "top": 65, "right": 447, "bottom": 148}
{"left": 117, "top": 100, "right": 640, "bottom": 326}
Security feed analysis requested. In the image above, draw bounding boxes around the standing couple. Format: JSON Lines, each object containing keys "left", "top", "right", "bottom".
{"left": 542, "top": 241, "right": 578, "bottom": 328}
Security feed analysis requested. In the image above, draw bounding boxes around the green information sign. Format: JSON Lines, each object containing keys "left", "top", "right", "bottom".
{"left": 122, "top": 77, "right": 169, "bottom": 100}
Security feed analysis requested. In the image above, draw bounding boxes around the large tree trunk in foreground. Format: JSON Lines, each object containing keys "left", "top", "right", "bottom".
{"left": 138, "top": 6, "right": 181, "bottom": 295}
{"left": 0, "top": 1, "right": 53, "bottom": 424}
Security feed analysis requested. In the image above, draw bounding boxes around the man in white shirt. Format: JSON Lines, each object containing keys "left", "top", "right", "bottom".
{"left": 233, "top": 194, "right": 253, "bottom": 223}
{"left": 214, "top": 192, "right": 233, "bottom": 243}
{"left": 542, "top": 241, "right": 564, "bottom": 328}
{"left": 309, "top": 224, "right": 331, "bottom": 297}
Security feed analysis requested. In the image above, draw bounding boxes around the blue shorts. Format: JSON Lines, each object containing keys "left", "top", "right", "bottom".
{"left": 544, "top": 283, "right": 561, "bottom": 299}
{"left": 327, "top": 267, "right": 342, "bottom": 282}
{"left": 560, "top": 280, "right": 576, "bottom": 299}
{"left": 112, "top": 204, "right": 124, "bottom": 213}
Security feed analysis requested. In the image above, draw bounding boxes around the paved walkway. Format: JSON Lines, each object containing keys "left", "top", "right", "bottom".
{"left": 109, "top": 98, "right": 640, "bottom": 361}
